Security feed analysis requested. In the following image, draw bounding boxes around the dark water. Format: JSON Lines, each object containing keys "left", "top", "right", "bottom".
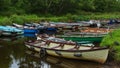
{"left": 0, "top": 37, "right": 119, "bottom": 68}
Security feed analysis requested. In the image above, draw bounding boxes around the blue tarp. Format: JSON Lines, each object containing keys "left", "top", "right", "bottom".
{"left": 24, "top": 29, "right": 38, "bottom": 34}
{"left": 23, "top": 29, "right": 38, "bottom": 37}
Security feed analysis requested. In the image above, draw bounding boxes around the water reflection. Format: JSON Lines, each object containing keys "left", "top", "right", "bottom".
{"left": 0, "top": 36, "right": 23, "bottom": 41}
{"left": 0, "top": 37, "right": 26, "bottom": 68}
{"left": 0, "top": 37, "right": 119, "bottom": 68}
{"left": 25, "top": 50, "right": 104, "bottom": 68}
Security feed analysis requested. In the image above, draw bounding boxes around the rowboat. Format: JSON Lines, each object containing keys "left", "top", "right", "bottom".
{"left": 25, "top": 37, "right": 109, "bottom": 63}
{"left": 50, "top": 22, "right": 90, "bottom": 27}
{"left": 56, "top": 27, "right": 112, "bottom": 42}
{"left": 56, "top": 33, "right": 105, "bottom": 43}
{"left": 12, "top": 23, "right": 24, "bottom": 29}
{"left": 57, "top": 36, "right": 103, "bottom": 43}
{"left": 0, "top": 26, "right": 23, "bottom": 36}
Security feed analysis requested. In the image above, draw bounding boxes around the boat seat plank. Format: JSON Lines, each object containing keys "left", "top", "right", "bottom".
{"left": 79, "top": 46, "right": 92, "bottom": 50}
{"left": 48, "top": 43, "right": 60, "bottom": 48}
{"left": 34, "top": 42, "right": 46, "bottom": 46}
{"left": 49, "top": 45, "right": 62, "bottom": 49}
{"left": 63, "top": 44, "right": 76, "bottom": 50}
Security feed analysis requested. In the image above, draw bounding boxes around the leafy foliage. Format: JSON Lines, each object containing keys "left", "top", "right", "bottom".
{"left": 1, "top": 13, "right": 120, "bottom": 25}
{"left": 101, "top": 29, "right": 120, "bottom": 61}
{"left": 0, "top": 0, "right": 120, "bottom": 16}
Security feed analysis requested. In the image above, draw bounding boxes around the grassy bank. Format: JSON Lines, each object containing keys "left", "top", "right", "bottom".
{"left": 101, "top": 29, "right": 120, "bottom": 61}
{"left": 0, "top": 13, "right": 120, "bottom": 25}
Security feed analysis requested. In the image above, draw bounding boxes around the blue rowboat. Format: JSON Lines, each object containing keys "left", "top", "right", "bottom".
{"left": 23, "top": 28, "right": 38, "bottom": 37}
{"left": 0, "top": 26, "right": 23, "bottom": 36}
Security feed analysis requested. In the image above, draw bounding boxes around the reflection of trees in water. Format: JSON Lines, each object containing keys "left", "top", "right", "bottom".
{"left": 18, "top": 54, "right": 50, "bottom": 68}
{"left": 0, "top": 36, "right": 25, "bottom": 45}
{"left": 18, "top": 50, "right": 120, "bottom": 68}
{"left": 0, "top": 37, "right": 26, "bottom": 68}
{"left": 20, "top": 50, "right": 52, "bottom": 68}
{"left": 0, "top": 37, "right": 26, "bottom": 60}
{"left": 0, "top": 37, "right": 47, "bottom": 68}
{"left": 25, "top": 50, "right": 103, "bottom": 68}
{"left": 0, "top": 45, "right": 12, "bottom": 68}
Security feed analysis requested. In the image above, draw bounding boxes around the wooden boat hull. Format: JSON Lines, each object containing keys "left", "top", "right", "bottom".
{"left": 23, "top": 29, "right": 38, "bottom": 37}
{"left": 1, "top": 31, "right": 23, "bottom": 36}
{"left": 58, "top": 36, "right": 103, "bottom": 42}
{"left": 24, "top": 29, "right": 38, "bottom": 33}
{"left": 0, "top": 26, "right": 23, "bottom": 36}
{"left": 25, "top": 42, "right": 109, "bottom": 64}
{"left": 26, "top": 44, "right": 41, "bottom": 52}
{"left": 46, "top": 48, "right": 109, "bottom": 64}
{"left": 26, "top": 50, "right": 105, "bottom": 68}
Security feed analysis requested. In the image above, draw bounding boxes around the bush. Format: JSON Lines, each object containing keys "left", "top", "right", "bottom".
{"left": 101, "top": 29, "right": 120, "bottom": 61}
{"left": 0, "top": 13, "right": 120, "bottom": 25}
{"left": 10, "top": 14, "right": 25, "bottom": 24}
{"left": 114, "top": 51, "right": 120, "bottom": 61}
{"left": 0, "top": 17, "right": 12, "bottom": 25}
{"left": 22, "top": 15, "right": 40, "bottom": 23}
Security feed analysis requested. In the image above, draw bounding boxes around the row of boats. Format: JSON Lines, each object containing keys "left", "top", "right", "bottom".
{"left": 0, "top": 22, "right": 112, "bottom": 42}
{"left": 23, "top": 22, "right": 115, "bottom": 63}
{"left": 0, "top": 21, "right": 115, "bottom": 63}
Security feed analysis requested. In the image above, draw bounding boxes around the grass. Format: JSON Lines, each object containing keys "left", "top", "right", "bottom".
{"left": 0, "top": 13, "right": 120, "bottom": 25}
{"left": 101, "top": 29, "right": 120, "bottom": 61}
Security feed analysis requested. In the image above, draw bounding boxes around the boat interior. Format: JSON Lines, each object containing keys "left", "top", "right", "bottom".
{"left": 26, "top": 37, "right": 106, "bottom": 51}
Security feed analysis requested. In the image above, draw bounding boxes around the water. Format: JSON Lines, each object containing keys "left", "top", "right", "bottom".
{"left": 0, "top": 37, "right": 119, "bottom": 68}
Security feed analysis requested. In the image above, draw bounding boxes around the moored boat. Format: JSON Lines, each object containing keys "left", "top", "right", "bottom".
{"left": 0, "top": 26, "right": 23, "bottom": 36}
{"left": 25, "top": 37, "right": 109, "bottom": 63}
{"left": 23, "top": 25, "right": 38, "bottom": 37}
{"left": 57, "top": 36, "right": 103, "bottom": 43}
{"left": 56, "top": 27, "right": 112, "bottom": 42}
{"left": 56, "top": 33, "right": 104, "bottom": 43}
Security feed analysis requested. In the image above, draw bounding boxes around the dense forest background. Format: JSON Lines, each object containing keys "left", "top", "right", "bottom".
{"left": 0, "top": 0, "right": 120, "bottom": 25}
{"left": 0, "top": 0, "right": 120, "bottom": 16}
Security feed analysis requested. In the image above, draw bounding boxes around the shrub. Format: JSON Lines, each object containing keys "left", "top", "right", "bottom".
{"left": 10, "top": 14, "right": 24, "bottom": 24}
{"left": 0, "top": 17, "right": 12, "bottom": 25}
{"left": 101, "top": 29, "right": 120, "bottom": 61}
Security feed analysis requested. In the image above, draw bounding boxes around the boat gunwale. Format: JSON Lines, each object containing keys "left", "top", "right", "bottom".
{"left": 57, "top": 36, "right": 103, "bottom": 38}
{"left": 26, "top": 42, "right": 109, "bottom": 52}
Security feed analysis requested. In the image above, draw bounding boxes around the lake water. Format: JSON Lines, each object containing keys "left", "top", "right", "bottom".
{"left": 0, "top": 37, "right": 119, "bottom": 68}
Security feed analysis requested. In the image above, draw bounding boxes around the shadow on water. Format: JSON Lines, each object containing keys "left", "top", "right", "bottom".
{"left": 0, "top": 37, "right": 120, "bottom": 68}
{"left": 0, "top": 36, "right": 26, "bottom": 68}
{"left": 25, "top": 50, "right": 120, "bottom": 68}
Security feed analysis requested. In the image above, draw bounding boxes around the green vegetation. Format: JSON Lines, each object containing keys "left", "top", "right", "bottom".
{"left": 0, "top": 0, "right": 120, "bottom": 16}
{"left": 101, "top": 29, "right": 120, "bottom": 61}
{"left": 0, "top": 13, "right": 120, "bottom": 25}
{"left": 0, "top": 0, "right": 120, "bottom": 24}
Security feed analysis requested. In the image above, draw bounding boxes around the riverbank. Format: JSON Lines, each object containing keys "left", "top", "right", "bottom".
{"left": 101, "top": 29, "right": 120, "bottom": 62}
{"left": 0, "top": 13, "right": 120, "bottom": 25}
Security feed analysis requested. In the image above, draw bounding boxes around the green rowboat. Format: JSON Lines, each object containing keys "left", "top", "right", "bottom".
{"left": 56, "top": 35, "right": 103, "bottom": 43}
{"left": 56, "top": 32, "right": 107, "bottom": 43}
{"left": 62, "top": 37, "right": 103, "bottom": 42}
